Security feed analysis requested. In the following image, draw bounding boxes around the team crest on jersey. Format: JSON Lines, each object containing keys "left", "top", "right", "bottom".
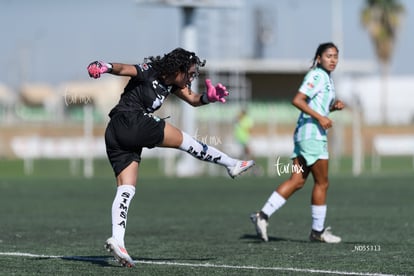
{"left": 307, "top": 82, "right": 314, "bottom": 89}
{"left": 139, "top": 63, "right": 149, "bottom": 71}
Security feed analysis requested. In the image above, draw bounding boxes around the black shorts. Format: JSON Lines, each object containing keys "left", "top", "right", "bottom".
{"left": 105, "top": 112, "right": 165, "bottom": 176}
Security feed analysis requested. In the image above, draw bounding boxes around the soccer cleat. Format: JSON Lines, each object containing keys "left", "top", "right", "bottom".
{"left": 250, "top": 212, "right": 269, "bottom": 242}
{"left": 105, "top": 237, "right": 135, "bottom": 267}
{"left": 227, "top": 160, "right": 255, "bottom": 178}
{"left": 309, "top": 227, "right": 341, "bottom": 243}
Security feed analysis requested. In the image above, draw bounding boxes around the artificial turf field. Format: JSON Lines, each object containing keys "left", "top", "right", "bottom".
{"left": 0, "top": 159, "right": 413, "bottom": 275}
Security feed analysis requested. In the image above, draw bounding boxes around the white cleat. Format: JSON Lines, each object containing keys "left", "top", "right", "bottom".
{"left": 309, "top": 227, "right": 342, "bottom": 243}
{"left": 250, "top": 212, "right": 269, "bottom": 242}
{"left": 227, "top": 160, "right": 255, "bottom": 178}
{"left": 105, "top": 237, "right": 135, "bottom": 267}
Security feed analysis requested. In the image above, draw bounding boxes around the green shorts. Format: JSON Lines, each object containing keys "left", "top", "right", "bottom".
{"left": 291, "top": 139, "right": 328, "bottom": 166}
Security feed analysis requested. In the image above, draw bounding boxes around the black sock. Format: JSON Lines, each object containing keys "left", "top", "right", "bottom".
{"left": 259, "top": 211, "right": 269, "bottom": 221}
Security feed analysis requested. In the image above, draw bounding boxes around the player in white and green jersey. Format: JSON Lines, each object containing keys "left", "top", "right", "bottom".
{"left": 251, "top": 42, "right": 345, "bottom": 243}
{"left": 293, "top": 66, "right": 336, "bottom": 143}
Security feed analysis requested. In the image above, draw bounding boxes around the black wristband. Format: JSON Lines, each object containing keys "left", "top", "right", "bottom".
{"left": 200, "top": 93, "right": 210, "bottom": 105}
{"left": 107, "top": 63, "right": 113, "bottom": 73}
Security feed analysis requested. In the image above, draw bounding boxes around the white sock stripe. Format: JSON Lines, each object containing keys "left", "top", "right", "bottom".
{"left": 112, "top": 185, "right": 136, "bottom": 248}
{"left": 311, "top": 205, "right": 327, "bottom": 212}
{"left": 311, "top": 205, "right": 327, "bottom": 232}
{"left": 261, "top": 191, "right": 286, "bottom": 217}
{"left": 179, "top": 131, "right": 236, "bottom": 167}
{"left": 117, "top": 184, "right": 136, "bottom": 195}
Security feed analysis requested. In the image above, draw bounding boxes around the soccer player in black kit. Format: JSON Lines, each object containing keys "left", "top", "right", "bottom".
{"left": 87, "top": 48, "right": 255, "bottom": 267}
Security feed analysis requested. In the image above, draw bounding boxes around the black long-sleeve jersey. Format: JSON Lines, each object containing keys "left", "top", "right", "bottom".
{"left": 109, "top": 63, "right": 178, "bottom": 117}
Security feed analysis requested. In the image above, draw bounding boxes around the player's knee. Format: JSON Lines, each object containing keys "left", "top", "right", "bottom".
{"left": 294, "top": 179, "right": 306, "bottom": 190}
{"left": 315, "top": 180, "right": 329, "bottom": 191}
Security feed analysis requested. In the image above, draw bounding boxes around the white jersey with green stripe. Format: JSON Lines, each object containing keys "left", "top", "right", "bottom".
{"left": 293, "top": 67, "right": 336, "bottom": 142}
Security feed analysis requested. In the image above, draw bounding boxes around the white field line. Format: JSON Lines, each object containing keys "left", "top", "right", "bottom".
{"left": 0, "top": 252, "right": 402, "bottom": 276}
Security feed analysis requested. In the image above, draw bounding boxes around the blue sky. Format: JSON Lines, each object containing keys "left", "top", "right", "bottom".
{"left": 0, "top": 0, "right": 412, "bottom": 89}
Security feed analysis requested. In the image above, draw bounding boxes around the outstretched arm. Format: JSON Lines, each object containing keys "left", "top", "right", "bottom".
{"left": 174, "top": 86, "right": 205, "bottom": 107}
{"left": 87, "top": 61, "right": 138, "bottom": 78}
{"left": 174, "top": 79, "right": 229, "bottom": 107}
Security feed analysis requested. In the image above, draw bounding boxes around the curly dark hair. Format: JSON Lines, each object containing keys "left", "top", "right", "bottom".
{"left": 144, "top": 48, "right": 206, "bottom": 78}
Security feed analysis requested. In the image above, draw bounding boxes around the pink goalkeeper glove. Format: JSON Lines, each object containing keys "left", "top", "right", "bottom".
{"left": 204, "top": 79, "right": 229, "bottom": 103}
{"left": 87, "top": 61, "right": 113, "bottom": 79}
